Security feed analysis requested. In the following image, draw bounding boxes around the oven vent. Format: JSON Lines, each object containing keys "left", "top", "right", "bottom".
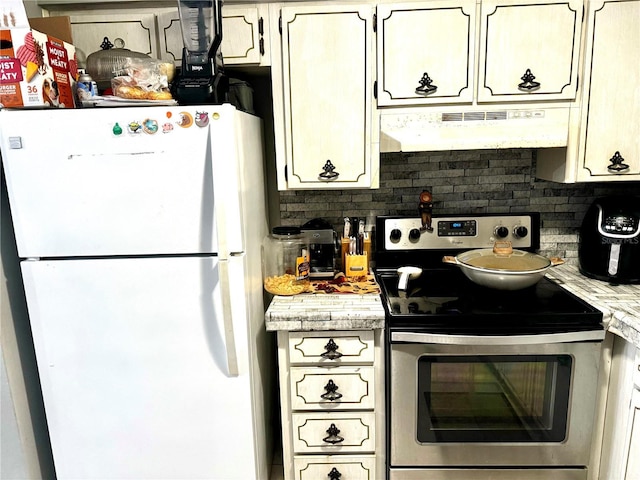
{"left": 379, "top": 107, "right": 571, "bottom": 152}
{"left": 441, "top": 112, "right": 463, "bottom": 122}
{"left": 441, "top": 111, "right": 508, "bottom": 122}
{"left": 462, "top": 112, "right": 485, "bottom": 121}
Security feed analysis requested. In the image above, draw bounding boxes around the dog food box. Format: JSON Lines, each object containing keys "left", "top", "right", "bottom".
{"left": 0, "top": 27, "right": 78, "bottom": 108}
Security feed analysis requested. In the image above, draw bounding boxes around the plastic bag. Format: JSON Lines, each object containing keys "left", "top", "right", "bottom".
{"left": 111, "top": 58, "right": 173, "bottom": 101}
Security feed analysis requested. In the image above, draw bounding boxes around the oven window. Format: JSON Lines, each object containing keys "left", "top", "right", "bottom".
{"left": 417, "top": 355, "right": 572, "bottom": 443}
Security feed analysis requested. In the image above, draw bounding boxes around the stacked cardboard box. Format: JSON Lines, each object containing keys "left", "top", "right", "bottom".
{"left": 0, "top": 3, "right": 77, "bottom": 108}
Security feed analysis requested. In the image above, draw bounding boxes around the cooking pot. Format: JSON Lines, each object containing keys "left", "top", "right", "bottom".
{"left": 442, "top": 241, "right": 564, "bottom": 290}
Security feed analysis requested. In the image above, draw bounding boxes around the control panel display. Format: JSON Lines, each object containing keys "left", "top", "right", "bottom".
{"left": 602, "top": 215, "right": 640, "bottom": 236}
{"left": 382, "top": 214, "right": 535, "bottom": 251}
{"left": 438, "top": 220, "right": 476, "bottom": 237}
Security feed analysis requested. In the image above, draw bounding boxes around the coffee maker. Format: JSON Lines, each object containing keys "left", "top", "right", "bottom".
{"left": 301, "top": 218, "right": 337, "bottom": 279}
{"left": 174, "top": 0, "right": 228, "bottom": 105}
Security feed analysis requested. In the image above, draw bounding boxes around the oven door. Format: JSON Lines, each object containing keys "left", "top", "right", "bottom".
{"left": 389, "top": 331, "right": 603, "bottom": 470}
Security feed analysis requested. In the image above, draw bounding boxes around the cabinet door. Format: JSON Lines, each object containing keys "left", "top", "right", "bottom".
{"left": 65, "top": 13, "right": 159, "bottom": 66}
{"left": 220, "top": 5, "right": 267, "bottom": 65}
{"left": 377, "top": 0, "right": 476, "bottom": 106}
{"left": 625, "top": 388, "right": 640, "bottom": 479}
{"left": 478, "top": 0, "right": 583, "bottom": 102}
{"left": 578, "top": 0, "right": 640, "bottom": 180}
{"left": 280, "top": 4, "right": 376, "bottom": 189}
{"left": 158, "top": 5, "right": 269, "bottom": 66}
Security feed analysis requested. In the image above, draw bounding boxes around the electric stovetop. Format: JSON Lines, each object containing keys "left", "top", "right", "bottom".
{"left": 375, "top": 267, "right": 603, "bottom": 335}
{"left": 374, "top": 213, "right": 603, "bottom": 335}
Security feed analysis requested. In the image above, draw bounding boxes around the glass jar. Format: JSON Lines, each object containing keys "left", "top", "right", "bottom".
{"left": 262, "top": 226, "right": 310, "bottom": 295}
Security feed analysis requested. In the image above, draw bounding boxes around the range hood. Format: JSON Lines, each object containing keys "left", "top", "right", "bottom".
{"left": 380, "top": 106, "right": 572, "bottom": 152}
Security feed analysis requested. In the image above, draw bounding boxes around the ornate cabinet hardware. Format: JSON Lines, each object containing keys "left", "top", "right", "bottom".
{"left": 607, "top": 151, "right": 630, "bottom": 172}
{"left": 328, "top": 467, "right": 342, "bottom": 479}
{"left": 320, "top": 379, "right": 343, "bottom": 401}
{"left": 323, "top": 423, "right": 345, "bottom": 444}
{"left": 318, "top": 160, "right": 339, "bottom": 181}
{"left": 320, "top": 338, "right": 343, "bottom": 359}
{"left": 415, "top": 72, "right": 438, "bottom": 95}
{"left": 518, "top": 68, "right": 540, "bottom": 91}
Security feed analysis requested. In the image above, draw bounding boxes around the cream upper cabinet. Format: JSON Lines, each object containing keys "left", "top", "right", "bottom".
{"left": 51, "top": 12, "right": 161, "bottom": 66}
{"left": 576, "top": 0, "right": 640, "bottom": 180}
{"left": 478, "top": 0, "right": 583, "bottom": 103}
{"left": 276, "top": 3, "right": 378, "bottom": 189}
{"left": 157, "top": 4, "right": 270, "bottom": 67}
{"left": 376, "top": 0, "right": 476, "bottom": 106}
{"left": 41, "top": 4, "right": 269, "bottom": 68}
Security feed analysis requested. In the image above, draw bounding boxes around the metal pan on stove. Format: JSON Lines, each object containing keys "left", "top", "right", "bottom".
{"left": 442, "top": 241, "right": 564, "bottom": 290}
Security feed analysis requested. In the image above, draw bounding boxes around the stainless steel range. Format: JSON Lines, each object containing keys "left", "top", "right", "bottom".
{"left": 374, "top": 213, "right": 605, "bottom": 480}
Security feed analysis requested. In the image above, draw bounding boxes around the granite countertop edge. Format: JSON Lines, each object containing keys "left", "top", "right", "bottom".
{"left": 264, "top": 265, "right": 640, "bottom": 349}
{"left": 546, "top": 264, "right": 640, "bottom": 348}
{"left": 264, "top": 293, "right": 385, "bottom": 332}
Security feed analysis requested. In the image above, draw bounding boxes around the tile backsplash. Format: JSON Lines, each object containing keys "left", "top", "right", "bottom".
{"left": 277, "top": 149, "right": 640, "bottom": 265}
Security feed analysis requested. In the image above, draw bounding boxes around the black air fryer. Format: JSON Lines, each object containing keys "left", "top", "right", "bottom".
{"left": 579, "top": 196, "right": 640, "bottom": 284}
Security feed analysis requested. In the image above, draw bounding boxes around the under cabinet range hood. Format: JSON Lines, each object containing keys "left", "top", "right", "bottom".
{"left": 380, "top": 106, "right": 573, "bottom": 152}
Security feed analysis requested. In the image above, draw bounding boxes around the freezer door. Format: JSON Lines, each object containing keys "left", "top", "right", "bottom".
{"left": 0, "top": 106, "right": 249, "bottom": 258}
{"left": 21, "top": 256, "right": 261, "bottom": 480}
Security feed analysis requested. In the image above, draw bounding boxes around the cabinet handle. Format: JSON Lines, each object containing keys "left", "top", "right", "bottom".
{"left": 321, "top": 379, "right": 343, "bottom": 401}
{"left": 328, "top": 467, "right": 342, "bottom": 480}
{"left": 320, "top": 338, "right": 343, "bottom": 360}
{"left": 318, "top": 160, "right": 339, "bottom": 181}
{"left": 518, "top": 69, "right": 540, "bottom": 91}
{"left": 415, "top": 72, "right": 438, "bottom": 95}
{"left": 607, "top": 151, "right": 630, "bottom": 172}
{"left": 323, "top": 423, "right": 344, "bottom": 444}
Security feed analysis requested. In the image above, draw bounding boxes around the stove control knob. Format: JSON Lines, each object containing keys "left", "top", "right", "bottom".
{"left": 513, "top": 226, "right": 529, "bottom": 239}
{"left": 494, "top": 226, "right": 509, "bottom": 238}
{"left": 409, "top": 228, "right": 421, "bottom": 242}
{"left": 390, "top": 228, "right": 402, "bottom": 242}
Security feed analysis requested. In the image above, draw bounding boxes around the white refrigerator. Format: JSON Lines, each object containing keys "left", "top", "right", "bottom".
{"left": 0, "top": 105, "right": 274, "bottom": 480}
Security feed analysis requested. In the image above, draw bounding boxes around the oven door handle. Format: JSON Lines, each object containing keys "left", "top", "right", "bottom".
{"left": 390, "top": 330, "right": 605, "bottom": 345}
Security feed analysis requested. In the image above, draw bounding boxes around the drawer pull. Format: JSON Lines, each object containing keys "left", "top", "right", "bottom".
{"left": 320, "top": 379, "right": 343, "bottom": 401}
{"left": 415, "top": 71, "right": 438, "bottom": 95}
{"left": 518, "top": 68, "right": 541, "bottom": 91}
{"left": 323, "top": 423, "right": 344, "bottom": 444}
{"left": 328, "top": 467, "right": 342, "bottom": 479}
{"left": 320, "top": 339, "right": 343, "bottom": 360}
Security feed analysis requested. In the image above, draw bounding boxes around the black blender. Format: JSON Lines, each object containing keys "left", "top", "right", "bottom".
{"left": 174, "top": 0, "right": 228, "bottom": 105}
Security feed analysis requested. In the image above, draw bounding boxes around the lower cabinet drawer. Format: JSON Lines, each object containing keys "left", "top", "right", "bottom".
{"left": 290, "top": 366, "right": 375, "bottom": 410}
{"left": 292, "top": 412, "right": 375, "bottom": 454}
{"left": 288, "top": 330, "right": 375, "bottom": 365}
{"left": 294, "top": 454, "right": 376, "bottom": 480}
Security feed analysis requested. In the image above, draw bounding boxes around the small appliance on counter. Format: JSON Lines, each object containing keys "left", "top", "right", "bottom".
{"left": 301, "top": 218, "right": 337, "bottom": 279}
{"left": 579, "top": 195, "right": 640, "bottom": 284}
{"left": 174, "top": 0, "right": 228, "bottom": 105}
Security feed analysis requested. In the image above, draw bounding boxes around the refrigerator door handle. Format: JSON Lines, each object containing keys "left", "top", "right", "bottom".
{"left": 218, "top": 260, "right": 239, "bottom": 377}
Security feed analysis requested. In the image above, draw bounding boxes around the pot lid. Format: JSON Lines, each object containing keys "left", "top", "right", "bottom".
{"left": 457, "top": 241, "right": 552, "bottom": 273}
{"left": 86, "top": 37, "right": 150, "bottom": 82}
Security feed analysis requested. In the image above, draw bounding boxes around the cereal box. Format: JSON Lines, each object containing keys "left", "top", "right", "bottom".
{"left": 0, "top": 26, "right": 77, "bottom": 108}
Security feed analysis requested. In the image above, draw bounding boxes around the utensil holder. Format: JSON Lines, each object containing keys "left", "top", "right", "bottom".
{"left": 341, "top": 235, "right": 371, "bottom": 273}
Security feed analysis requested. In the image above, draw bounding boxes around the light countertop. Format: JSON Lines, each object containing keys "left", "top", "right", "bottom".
{"left": 546, "top": 264, "right": 640, "bottom": 348}
{"left": 265, "top": 265, "right": 640, "bottom": 349}
{"left": 264, "top": 293, "right": 385, "bottom": 331}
